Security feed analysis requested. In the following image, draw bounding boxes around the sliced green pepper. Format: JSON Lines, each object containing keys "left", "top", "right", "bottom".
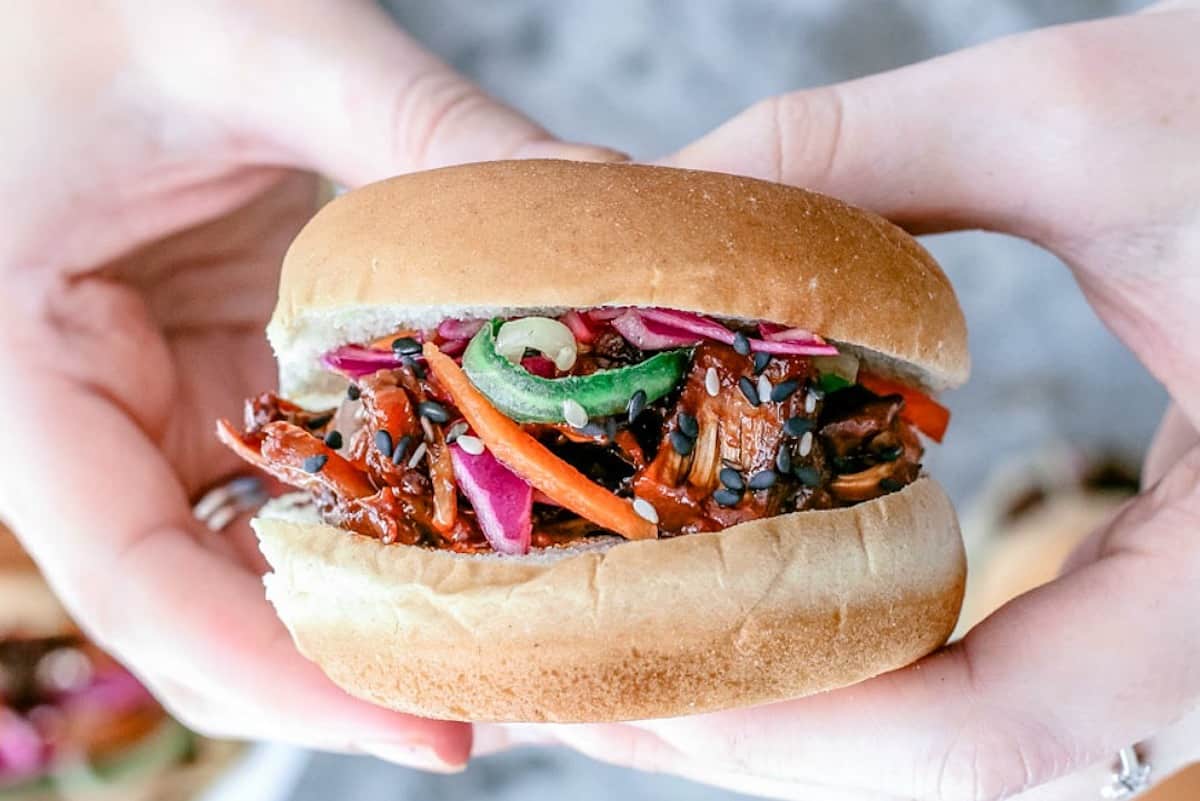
{"left": 462, "top": 319, "right": 690, "bottom": 423}
{"left": 817, "top": 372, "right": 852, "bottom": 393}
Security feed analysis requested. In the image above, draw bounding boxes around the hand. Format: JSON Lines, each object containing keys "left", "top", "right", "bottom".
{"left": 508, "top": 4, "right": 1200, "bottom": 799}
{"left": 0, "top": 0, "right": 620, "bottom": 771}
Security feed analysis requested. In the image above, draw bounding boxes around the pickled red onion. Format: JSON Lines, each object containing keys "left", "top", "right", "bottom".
{"left": 611, "top": 312, "right": 703, "bottom": 350}
{"left": 437, "top": 318, "right": 486, "bottom": 340}
{"left": 321, "top": 346, "right": 406, "bottom": 378}
{"left": 450, "top": 443, "right": 533, "bottom": 555}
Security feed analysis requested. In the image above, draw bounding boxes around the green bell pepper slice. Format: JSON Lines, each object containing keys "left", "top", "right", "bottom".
{"left": 461, "top": 319, "right": 690, "bottom": 423}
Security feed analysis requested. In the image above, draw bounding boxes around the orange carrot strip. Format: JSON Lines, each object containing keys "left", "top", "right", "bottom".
{"left": 424, "top": 342, "right": 657, "bottom": 541}
{"left": 858, "top": 373, "right": 951, "bottom": 443}
{"left": 367, "top": 330, "right": 419, "bottom": 351}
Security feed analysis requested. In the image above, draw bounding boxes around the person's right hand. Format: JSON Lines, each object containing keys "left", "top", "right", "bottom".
{"left": 500, "top": 3, "right": 1200, "bottom": 799}
{"left": 0, "top": 0, "right": 619, "bottom": 773}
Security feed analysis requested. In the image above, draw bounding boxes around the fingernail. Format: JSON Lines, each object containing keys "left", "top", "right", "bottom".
{"left": 357, "top": 740, "right": 467, "bottom": 774}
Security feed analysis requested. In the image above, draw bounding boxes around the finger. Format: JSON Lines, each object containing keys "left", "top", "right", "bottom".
{"left": 0, "top": 373, "right": 471, "bottom": 767}
{"left": 660, "top": 11, "right": 1199, "bottom": 242}
{"left": 131, "top": 2, "right": 625, "bottom": 185}
{"left": 1143, "top": 401, "right": 1200, "bottom": 489}
{"left": 545, "top": 724, "right": 907, "bottom": 801}
{"left": 619, "top": 446, "right": 1200, "bottom": 801}
{"left": 1012, "top": 707, "right": 1200, "bottom": 800}
{"left": 1062, "top": 400, "right": 1198, "bottom": 575}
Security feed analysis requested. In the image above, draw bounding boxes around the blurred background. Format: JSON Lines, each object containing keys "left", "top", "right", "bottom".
{"left": 4, "top": 1, "right": 1190, "bottom": 799}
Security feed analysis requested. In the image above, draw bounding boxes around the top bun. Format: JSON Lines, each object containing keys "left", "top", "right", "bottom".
{"left": 269, "top": 160, "right": 968, "bottom": 404}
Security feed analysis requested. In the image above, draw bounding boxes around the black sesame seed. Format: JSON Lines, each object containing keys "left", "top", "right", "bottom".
{"left": 738, "top": 377, "right": 760, "bottom": 406}
{"left": 374, "top": 430, "right": 393, "bottom": 456}
{"left": 323, "top": 430, "right": 343, "bottom": 450}
{"left": 677, "top": 412, "right": 699, "bottom": 438}
{"left": 417, "top": 400, "right": 450, "bottom": 423}
{"left": 346, "top": 384, "right": 361, "bottom": 401}
{"left": 304, "top": 413, "right": 333, "bottom": 431}
{"left": 877, "top": 445, "right": 904, "bottom": 462}
{"left": 391, "top": 337, "right": 421, "bottom": 356}
{"left": 302, "top": 454, "right": 328, "bottom": 474}
{"left": 753, "top": 352, "right": 772, "bottom": 374}
{"left": 794, "top": 465, "right": 821, "bottom": 487}
{"left": 879, "top": 477, "right": 904, "bottom": 493}
{"left": 718, "top": 467, "right": 745, "bottom": 491}
{"left": 775, "top": 447, "right": 792, "bottom": 475}
{"left": 713, "top": 488, "right": 742, "bottom": 507}
{"left": 627, "top": 389, "right": 647, "bottom": 424}
{"left": 748, "top": 470, "right": 778, "bottom": 491}
{"left": 732, "top": 331, "right": 751, "bottom": 356}
{"left": 783, "top": 416, "right": 813, "bottom": 437}
{"left": 669, "top": 429, "right": 695, "bottom": 456}
{"left": 408, "top": 359, "right": 427, "bottom": 380}
{"left": 770, "top": 379, "right": 802, "bottom": 403}
{"left": 391, "top": 434, "right": 413, "bottom": 465}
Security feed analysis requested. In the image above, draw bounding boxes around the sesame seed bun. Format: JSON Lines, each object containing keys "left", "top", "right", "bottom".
{"left": 255, "top": 478, "right": 964, "bottom": 722}
{"left": 267, "top": 160, "right": 968, "bottom": 408}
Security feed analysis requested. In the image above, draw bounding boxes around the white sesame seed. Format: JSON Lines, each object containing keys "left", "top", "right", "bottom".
{"left": 562, "top": 398, "right": 589, "bottom": 429}
{"left": 420, "top": 415, "right": 435, "bottom": 441}
{"left": 757, "top": 375, "right": 772, "bottom": 403}
{"left": 632, "top": 497, "right": 659, "bottom": 524}
{"left": 446, "top": 421, "right": 468, "bottom": 442}
{"left": 456, "top": 434, "right": 485, "bottom": 455}
{"left": 805, "top": 391, "right": 817, "bottom": 414}
{"left": 799, "top": 430, "right": 814, "bottom": 457}
{"left": 407, "top": 441, "right": 428, "bottom": 469}
{"left": 705, "top": 367, "right": 720, "bottom": 397}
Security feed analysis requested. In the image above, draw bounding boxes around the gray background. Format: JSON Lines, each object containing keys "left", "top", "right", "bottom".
{"left": 289, "top": 1, "right": 1161, "bottom": 798}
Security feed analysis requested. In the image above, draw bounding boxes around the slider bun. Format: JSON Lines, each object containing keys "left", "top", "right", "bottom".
{"left": 255, "top": 478, "right": 965, "bottom": 723}
{"left": 268, "top": 160, "right": 968, "bottom": 407}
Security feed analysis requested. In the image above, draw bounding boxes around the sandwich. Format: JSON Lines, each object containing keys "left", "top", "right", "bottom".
{"left": 217, "top": 160, "right": 969, "bottom": 722}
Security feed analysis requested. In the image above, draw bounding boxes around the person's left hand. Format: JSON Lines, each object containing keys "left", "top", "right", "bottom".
{"left": 0, "top": 0, "right": 620, "bottom": 771}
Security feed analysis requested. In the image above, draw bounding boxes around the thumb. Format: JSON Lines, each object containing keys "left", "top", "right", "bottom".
{"left": 661, "top": 7, "right": 1200, "bottom": 426}
{"left": 140, "top": 1, "right": 624, "bottom": 185}
{"left": 660, "top": 9, "right": 1196, "bottom": 244}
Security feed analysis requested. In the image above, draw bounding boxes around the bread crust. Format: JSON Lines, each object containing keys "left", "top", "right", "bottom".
{"left": 268, "top": 160, "right": 968, "bottom": 400}
{"left": 255, "top": 478, "right": 965, "bottom": 723}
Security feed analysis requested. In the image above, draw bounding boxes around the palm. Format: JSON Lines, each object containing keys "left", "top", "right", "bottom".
{"left": 2, "top": 168, "right": 316, "bottom": 581}
{"left": 108, "top": 172, "right": 317, "bottom": 496}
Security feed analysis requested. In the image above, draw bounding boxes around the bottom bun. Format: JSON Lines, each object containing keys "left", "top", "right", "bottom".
{"left": 255, "top": 478, "right": 965, "bottom": 722}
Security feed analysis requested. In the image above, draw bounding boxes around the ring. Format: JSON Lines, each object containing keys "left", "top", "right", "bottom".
{"left": 1101, "top": 746, "right": 1151, "bottom": 799}
{"left": 192, "top": 476, "right": 268, "bottom": 532}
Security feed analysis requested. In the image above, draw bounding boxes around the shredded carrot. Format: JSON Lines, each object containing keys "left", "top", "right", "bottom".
{"left": 424, "top": 342, "right": 657, "bottom": 541}
{"left": 858, "top": 373, "right": 951, "bottom": 443}
{"left": 367, "top": 329, "right": 419, "bottom": 351}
